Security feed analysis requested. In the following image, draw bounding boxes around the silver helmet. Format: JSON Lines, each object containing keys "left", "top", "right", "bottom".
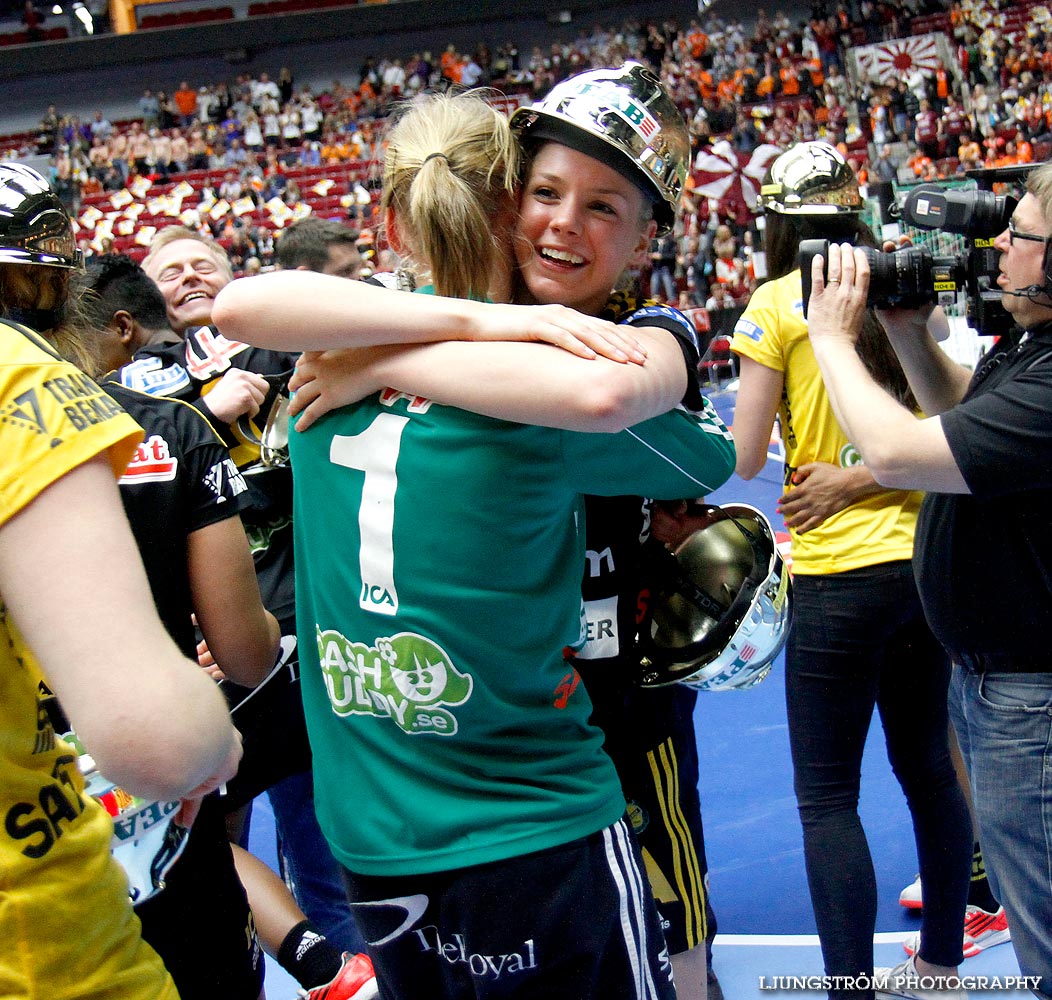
{"left": 759, "top": 141, "right": 862, "bottom": 216}
{"left": 0, "top": 163, "right": 80, "bottom": 269}
{"left": 510, "top": 62, "right": 690, "bottom": 235}
{"left": 637, "top": 504, "right": 791, "bottom": 691}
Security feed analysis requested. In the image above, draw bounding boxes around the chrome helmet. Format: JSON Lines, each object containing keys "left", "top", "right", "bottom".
{"left": 0, "top": 163, "right": 80, "bottom": 269}
{"left": 510, "top": 62, "right": 690, "bottom": 235}
{"left": 759, "top": 140, "right": 862, "bottom": 216}
{"left": 637, "top": 504, "right": 791, "bottom": 691}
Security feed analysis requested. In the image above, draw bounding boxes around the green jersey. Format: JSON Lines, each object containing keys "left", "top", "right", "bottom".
{"left": 291, "top": 378, "right": 734, "bottom": 877}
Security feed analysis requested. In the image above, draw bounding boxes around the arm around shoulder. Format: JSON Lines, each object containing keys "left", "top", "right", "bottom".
{"left": 357, "top": 325, "right": 688, "bottom": 432}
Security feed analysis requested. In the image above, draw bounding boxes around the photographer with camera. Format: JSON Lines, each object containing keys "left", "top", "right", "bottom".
{"left": 731, "top": 141, "right": 972, "bottom": 1000}
{"left": 806, "top": 163, "right": 1052, "bottom": 1000}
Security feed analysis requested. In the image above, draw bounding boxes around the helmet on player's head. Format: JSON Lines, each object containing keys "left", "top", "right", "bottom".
{"left": 759, "top": 141, "right": 862, "bottom": 216}
{"left": 0, "top": 163, "right": 80, "bottom": 269}
{"left": 636, "top": 504, "right": 791, "bottom": 691}
{"left": 510, "top": 62, "right": 690, "bottom": 235}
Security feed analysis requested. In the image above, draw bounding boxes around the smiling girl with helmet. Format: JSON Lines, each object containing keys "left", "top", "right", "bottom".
{"left": 214, "top": 81, "right": 736, "bottom": 999}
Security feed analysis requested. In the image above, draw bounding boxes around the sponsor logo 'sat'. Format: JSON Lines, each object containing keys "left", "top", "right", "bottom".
{"left": 316, "top": 628, "right": 472, "bottom": 736}
{"left": 4, "top": 754, "right": 87, "bottom": 860}
{"left": 120, "top": 434, "right": 178, "bottom": 483}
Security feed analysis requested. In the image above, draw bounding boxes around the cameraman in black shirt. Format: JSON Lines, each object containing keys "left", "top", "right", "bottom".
{"left": 805, "top": 163, "right": 1052, "bottom": 1000}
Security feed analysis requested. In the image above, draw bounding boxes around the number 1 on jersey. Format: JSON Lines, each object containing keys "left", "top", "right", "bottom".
{"left": 330, "top": 412, "right": 409, "bottom": 616}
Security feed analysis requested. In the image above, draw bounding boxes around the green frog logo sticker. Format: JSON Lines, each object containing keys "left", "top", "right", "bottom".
{"left": 316, "top": 627, "right": 473, "bottom": 736}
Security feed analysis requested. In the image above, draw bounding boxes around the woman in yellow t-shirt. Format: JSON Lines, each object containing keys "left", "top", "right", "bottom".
{"left": 0, "top": 163, "right": 240, "bottom": 999}
{"left": 730, "top": 143, "right": 971, "bottom": 999}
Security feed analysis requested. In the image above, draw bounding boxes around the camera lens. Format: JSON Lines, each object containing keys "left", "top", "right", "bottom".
{"left": 864, "top": 246, "right": 933, "bottom": 308}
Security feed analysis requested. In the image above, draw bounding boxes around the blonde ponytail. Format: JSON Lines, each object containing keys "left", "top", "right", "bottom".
{"left": 381, "top": 92, "right": 519, "bottom": 300}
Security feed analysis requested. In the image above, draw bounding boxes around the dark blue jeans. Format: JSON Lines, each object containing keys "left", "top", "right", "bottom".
{"left": 787, "top": 562, "right": 970, "bottom": 995}
{"left": 950, "top": 667, "right": 1052, "bottom": 998}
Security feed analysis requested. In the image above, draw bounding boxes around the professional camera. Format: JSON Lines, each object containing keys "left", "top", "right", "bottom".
{"left": 800, "top": 185, "right": 1015, "bottom": 334}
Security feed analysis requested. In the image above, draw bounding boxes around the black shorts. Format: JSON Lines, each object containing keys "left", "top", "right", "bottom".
{"left": 136, "top": 797, "right": 264, "bottom": 999}
{"left": 583, "top": 672, "right": 716, "bottom": 956}
{"left": 343, "top": 820, "right": 675, "bottom": 1000}
{"left": 218, "top": 629, "right": 314, "bottom": 811}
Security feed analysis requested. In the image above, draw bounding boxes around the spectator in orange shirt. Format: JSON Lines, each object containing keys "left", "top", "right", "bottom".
{"left": 320, "top": 131, "right": 351, "bottom": 164}
{"left": 687, "top": 22, "right": 707, "bottom": 60}
{"left": 694, "top": 67, "right": 716, "bottom": 101}
{"left": 779, "top": 58, "right": 800, "bottom": 96}
{"left": 174, "top": 82, "right": 199, "bottom": 128}
{"left": 907, "top": 144, "right": 933, "bottom": 177}
{"left": 934, "top": 64, "right": 949, "bottom": 111}
{"left": 756, "top": 55, "right": 779, "bottom": 98}
{"left": 958, "top": 133, "right": 982, "bottom": 170}
{"left": 440, "top": 43, "right": 460, "bottom": 83}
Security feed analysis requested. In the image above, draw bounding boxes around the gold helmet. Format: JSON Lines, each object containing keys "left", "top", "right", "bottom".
{"left": 636, "top": 504, "right": 791, "bottom": 691}
{"left": 759, "top": 141, "right": 862, "bottom": 216}
{"left": 510, "top": 62, "right": 690, "bottom": 235}
{"left": 0, "top": 163, "right": 80, "bottom": 269}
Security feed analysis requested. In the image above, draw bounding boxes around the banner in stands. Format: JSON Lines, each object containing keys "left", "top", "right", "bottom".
{"left": 850, "top": 32, "right": 956, "bottom": 86}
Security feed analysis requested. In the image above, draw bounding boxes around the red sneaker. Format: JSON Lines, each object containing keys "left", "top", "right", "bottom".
{"left": 300, "top": 952, "right": 378, "bottom": 1000}
{"left": 902, "top": 905, "right": 1011, "bottom": 959}
{"left": 962, "top": 904, "right": 1011, "bottom": 957}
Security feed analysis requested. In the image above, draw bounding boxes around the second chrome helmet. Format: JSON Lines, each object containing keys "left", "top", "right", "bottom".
{"left": 759, "top": 141, "right": 862, "bottom": 216}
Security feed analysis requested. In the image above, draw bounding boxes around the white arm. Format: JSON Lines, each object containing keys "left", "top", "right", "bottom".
{"left": 0, "top": 456, "right": 241, "bottom": 801}
{"left": 731, "top": 355, "right": 783, "bottom": 480}
{"left": 876, "top": 305, "right": 973, "bottom": 415}
{"left": 291, "top": 327, "right": 688, "bottom": 433}
{"left": 807, "top": 244, "right": 968, "bottom": 492}
{"left": 211, "top": 270, "right": 646, "bottom": 362}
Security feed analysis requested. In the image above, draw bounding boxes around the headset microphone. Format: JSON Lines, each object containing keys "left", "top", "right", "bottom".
{"left": 1002, "top": 282, "right": 1052, "bottom": 302}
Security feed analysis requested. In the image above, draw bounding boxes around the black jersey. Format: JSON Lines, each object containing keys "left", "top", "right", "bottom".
{"left": 579, "top": 294, "right": 707, "bottom": 677}
{"left": 916, "top": 329, "right": 1052, "bottom": 665}
{"left": 103, "top": 380, "right": 252, "bottom": 658}
{"left": 100, "top": 380, "right": 262, "bottom": 998}
{"left": 117, "top": 327, "right": 299, "bottom": 622}
{"left": 576, "top": 300, "right": 718, "bottom": 957}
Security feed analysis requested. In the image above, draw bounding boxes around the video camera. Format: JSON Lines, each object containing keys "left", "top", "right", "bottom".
{"left": 800, "top": 184, "right": 1017, "bottom": 335}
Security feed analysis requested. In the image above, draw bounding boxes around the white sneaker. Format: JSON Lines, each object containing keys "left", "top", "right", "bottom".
{"left": 903, "top": 905, "right": 1012, "bottom": 959}
{"left": 874, "top": 955, "right": 967, "bottom": 1000}
{"left": 899, "top": 874, "right": 923, "bottom": 910}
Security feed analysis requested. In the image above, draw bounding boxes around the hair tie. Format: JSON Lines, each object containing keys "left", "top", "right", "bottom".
{"left": 422, "top": 152, "right": 451, "bottom": 166}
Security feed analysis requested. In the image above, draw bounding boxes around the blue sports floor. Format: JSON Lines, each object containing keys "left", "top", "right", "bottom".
{"left": 251, "top": 384, "right": 1029, "bottom": 999}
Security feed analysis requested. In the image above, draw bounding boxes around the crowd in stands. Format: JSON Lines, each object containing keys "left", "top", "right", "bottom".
{"left": 3, "top": 0, "right": 1051, "bottom": 310}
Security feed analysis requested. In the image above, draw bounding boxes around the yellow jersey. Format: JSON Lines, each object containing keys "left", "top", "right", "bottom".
{"left": 732, "top": 271, "right": 922, "bottom": 575}
{"left": 0, "top": 320, "right": 177, "bottom": 1000}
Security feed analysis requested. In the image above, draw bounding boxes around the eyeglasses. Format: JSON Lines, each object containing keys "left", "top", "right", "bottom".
{"left": 1008, "top": 220, "right": 1051, "bottom": 246}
